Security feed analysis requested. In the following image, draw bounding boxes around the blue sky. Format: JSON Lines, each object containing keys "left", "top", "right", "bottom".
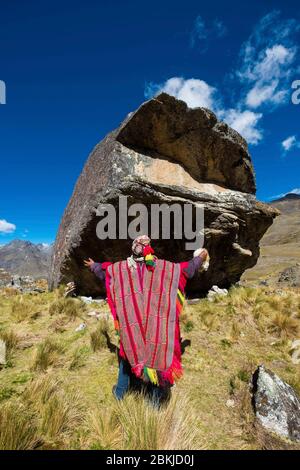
{"left": 0, "top": 0, "right": 299, "bottom": 244}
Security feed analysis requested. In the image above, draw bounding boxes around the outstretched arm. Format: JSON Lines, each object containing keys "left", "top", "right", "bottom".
{"left": 182, "top": 248, "right": 209, "bottom": 279}
{"left": 84, "top": 258, "right": 105, "bottom": 283}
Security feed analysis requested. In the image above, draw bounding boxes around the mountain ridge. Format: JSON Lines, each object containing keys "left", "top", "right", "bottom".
{"left": 0, "top": 239, "right": 53, "bottom": 278}
{"left": 242, "top": 190, "right": 300, "bottom": 283}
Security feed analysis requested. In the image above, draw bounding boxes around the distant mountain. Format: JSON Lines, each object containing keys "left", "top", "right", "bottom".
{"left": 271, "top": 192, "right": 300, "bottom": 203}
{"left": 262, "top": 193, "right": 300, "bottom": 245}
{"left": 242, "top": 191, "right": 300, "bottom": 284}
{"left": 0, "top": 240, "right": 53, "bottom": 278}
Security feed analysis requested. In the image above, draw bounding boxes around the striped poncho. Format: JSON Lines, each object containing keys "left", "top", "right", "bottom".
{"left": 91, "top": 255, "right": 203, "bottom": 386}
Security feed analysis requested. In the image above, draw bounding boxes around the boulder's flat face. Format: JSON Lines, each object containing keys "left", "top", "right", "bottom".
{"left": 253, "top": 366, "right": 300, "bottom": 442}
{"left": 49, "top": 94, "right": 278, "bottom": 297}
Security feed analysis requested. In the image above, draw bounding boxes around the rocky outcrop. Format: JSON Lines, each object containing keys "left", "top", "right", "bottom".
{"left": 253, "top": 365, "right": 300, "bottom": 442}
{"left": 49, "top": 93, "right": 278, "bottom": 297}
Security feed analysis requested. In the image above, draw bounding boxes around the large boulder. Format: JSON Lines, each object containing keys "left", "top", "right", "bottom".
{"left": 49, "top": 93, "right": 278, "bottom": 297}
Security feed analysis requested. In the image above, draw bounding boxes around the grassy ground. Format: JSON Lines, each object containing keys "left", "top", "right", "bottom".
{"left": 0, "top": 285, "right": 300, "bottom": 450}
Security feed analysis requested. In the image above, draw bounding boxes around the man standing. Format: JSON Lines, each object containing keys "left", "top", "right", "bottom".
{"left": 84, "top": 235, "right": 209, "bottom": 406}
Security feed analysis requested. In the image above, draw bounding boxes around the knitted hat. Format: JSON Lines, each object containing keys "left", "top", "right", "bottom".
{"left": 132, "top": 235, "right": 151, "bottom": 256}
{"left": 131, "top": 235, "right": 156, "bottom": 271}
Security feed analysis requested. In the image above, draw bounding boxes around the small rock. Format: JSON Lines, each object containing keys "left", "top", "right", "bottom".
{"left": 64, "top": 281, "right": 76, "bottom": 298}
{"left": 290, "top": 340, "right": 300, "bottom": 365}
{"left": 253, "top": 365, "right": 300, "bottom": 442}
{"left": 187, "top": 298, "right": 201, "bottom": 305}
{"left": 0, "top": 339, "right": 6, "bottom": 364}
{"left": 226, "top": 399, "right": 235, "bottom": 408}
{"left": 80, "top": 296, "right": 105, "bottom": 305}
{"left": 87, "top": 310, "right": 99, "bottom": 317}
{"left": 291, "top": 340, "right": 300, "bottom": 349}
{"left": 207, "top": 285, "right": 228, "bottom": 301}
{"left": 75, "top": 323, "right": 87, "bottom": 332}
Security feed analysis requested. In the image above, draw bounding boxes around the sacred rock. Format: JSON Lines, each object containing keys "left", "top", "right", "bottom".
{"left": 49, "top": 93, "right": 278, "bottom": 297}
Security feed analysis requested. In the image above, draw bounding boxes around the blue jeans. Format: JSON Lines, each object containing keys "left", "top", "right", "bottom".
{"left": 112, "top": 358, "right": 171, "bottom": 407}
{"left": 112, "top": 358, "right": 131, "bottom": 400}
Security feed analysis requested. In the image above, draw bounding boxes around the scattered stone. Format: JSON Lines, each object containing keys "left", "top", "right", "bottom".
{"left": 80, "top": 296, "right": 105, "bottom": 305}
{"left": 64, "top": 281, "right": 76, "bottom": 298}
{"left": 186, "top": 298, "right": 201, "bottom": 305}
{"left": 278, "top": 265, "right": 300, "bottom": 287}
{"left": 0, "top": 339, "right": 6, "bottom": 364}
{"left": 207, "top": 285, "right": 228, "bottom": 301}
{"left": 290, "top": 340, "right": 300, "bottom": 365}
{"left": 32, "top": 287, "right": 46, "bottom": 293}
{"left": 0, "top": 272, "right": 47, "bottom": 294}
{"left": 75, "top": 323, "right": 87, "bottom": 332}
{"left": 253, "top": 365, "right": 300, "bottom": 442}
{"left": 226, "top": 399, "right": 235, "bottom": 408}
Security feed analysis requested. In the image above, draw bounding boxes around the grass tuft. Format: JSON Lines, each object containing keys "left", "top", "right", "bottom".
{"left": 90, "top": 319, "right": 109, "bottom": 352}
{"left": 32, "top": 338, "right": 65, "bottom": 371}
{"left": 0, "top": 400, "right": 40, "bottom": 450}
{"left": 0, "top": 329, "right": 20, "bottom": 355}
{"left": 49, "top": 297, "right": 85, "bottom": 319}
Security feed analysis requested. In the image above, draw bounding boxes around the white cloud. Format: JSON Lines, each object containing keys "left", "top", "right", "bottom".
{"left": 145, "top": 77, "right": 263, "bottom": 145}
{"left": 237, "top": 11, "right": 300, "bottom": 109}
{"left": 213, "top": 19, "right": 227, "bottom": 38}
{"left": 220, "top": 109, "right": 263, "bottom": 145}
{"left": 281, "top": 135, "right": 300, "bottom": 152}
{"left": 246, "top": 80, "right": 288, "bottom": 108}
{"left": 145, "top": 77, "right": 217, "bottom": 109}
{"left": 0, "top": 219, "right": 16, "bottom": 234}
{"left": 190, "top": 16, "right": 206, "bottom": 44}
{"left": 190, "top": 15, "right": 227, "bottom": 48}
{"left": 144, "top": 12, "right": 300, "bottom": 147}
{"left": 282, "top": 135, "right": 296, "bottom": 151}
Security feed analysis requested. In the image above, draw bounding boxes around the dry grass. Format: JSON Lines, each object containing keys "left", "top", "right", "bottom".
{"left": 49, "top": 297, "right": 85, "bottom": 319}
{"left": 87, "top": 393, "right": 200, "bottom": 450}
{"left": 268, "top": 312, "right": 299, "bottom": 338}
{"left": 0, "top": 286, "right": 300, "bottom": 450}
{"left": 69, "top": 346, "right": 90, "bottom": 370}
{"left": 32, "top": 338, "right": 65, "bottom": 371}
{"left": 115, "top": 394, "right": 200, "bottom": 450}
{"left": 10, "top": 297, "right": 36, "bottom": 322}
{"left": 0, "top": 400, "right": 40, "bottom": 450}
{"left": 0, "top": 329, "right": 20, "bottom": 355}
{"left": 90, "top": 318, "right": 109, "bottom": 351}
{"left": 41, "top": 389, "right": 84, "bottom": 443}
